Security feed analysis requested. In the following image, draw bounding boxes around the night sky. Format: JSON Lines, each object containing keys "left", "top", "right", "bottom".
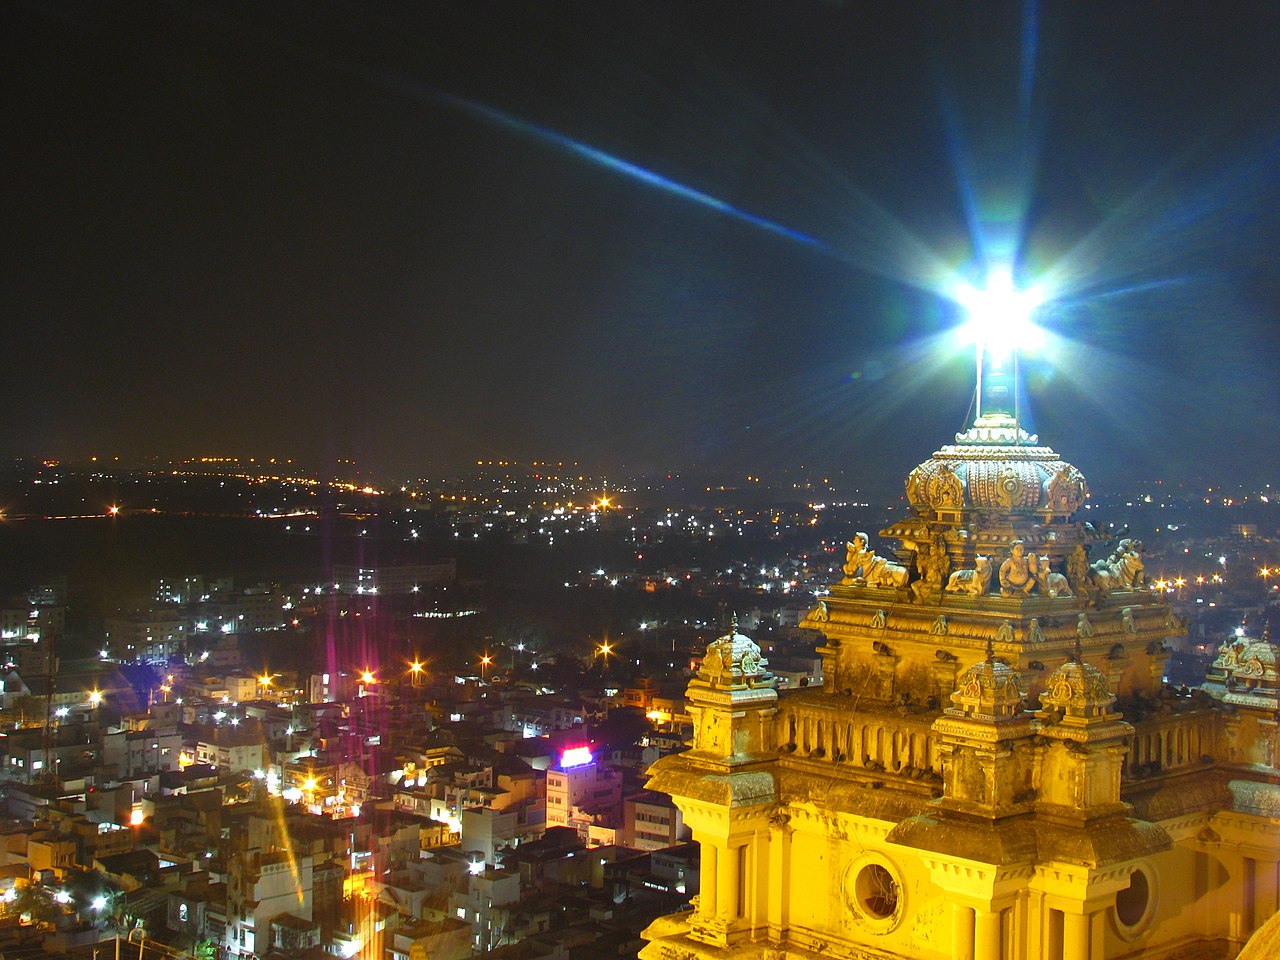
{"left": 6, "top": 2, "right": 1280, "bottom": 493}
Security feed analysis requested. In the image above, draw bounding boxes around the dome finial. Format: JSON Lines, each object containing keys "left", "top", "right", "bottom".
{"left": 986, "top": 636, "right": 996, "bottom": 664}
{"left": 1072, "top": 632, "right": 1083, "bottom": 664}
{"left": 730, "top": 611, "right": 739, "bottom": 634}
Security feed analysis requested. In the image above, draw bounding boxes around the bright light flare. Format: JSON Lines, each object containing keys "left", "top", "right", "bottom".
{"left": 560, "top": 746, "right": 593, "bottom": 769}
{"left": 955, "top": 268, "right": 1046, "bottom": 357}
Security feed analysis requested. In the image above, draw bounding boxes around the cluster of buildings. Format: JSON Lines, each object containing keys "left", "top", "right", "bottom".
{"left": 0, "top": 638, "right": 707, "bottom": 960}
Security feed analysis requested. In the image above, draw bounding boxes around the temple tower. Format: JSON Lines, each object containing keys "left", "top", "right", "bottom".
{"left": 643, "top": 386, "right": 1279, "bottom": 958}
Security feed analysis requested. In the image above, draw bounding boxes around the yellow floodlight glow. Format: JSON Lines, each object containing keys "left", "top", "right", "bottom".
{"left": 955, "top": 267, "right": 1046, "bottom": 358}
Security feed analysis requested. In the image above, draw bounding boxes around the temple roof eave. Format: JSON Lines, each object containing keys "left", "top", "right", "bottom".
{"left": 887, "top": 811, "right": 1171, "bottom": 868}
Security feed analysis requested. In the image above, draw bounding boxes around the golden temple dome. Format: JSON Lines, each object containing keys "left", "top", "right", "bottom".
{"left": 905, "top": 412, "right": 1089, "bottom": 517}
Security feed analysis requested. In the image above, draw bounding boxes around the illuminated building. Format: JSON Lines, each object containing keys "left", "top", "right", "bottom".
{"left": 225, "top": 848, "right": 314, "bottom": 958}
{"left": 545, "top": 747, "right": 623, "bottom": 842}
{"left": 642, "top": 387, "right": 1279, "bottom": 957}
{"left": 625, "top": 789, "right": 690, "bottom": 851}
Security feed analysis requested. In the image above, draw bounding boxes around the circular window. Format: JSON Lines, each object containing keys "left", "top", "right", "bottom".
{"left": 844, "top": 857, "right": 904, "bottom": 932}
{"left": 1113, "top": 865, "right": 1156, "bottom": 940}
{"left": 857, "top": 864, "right": 898, "bottom": 918}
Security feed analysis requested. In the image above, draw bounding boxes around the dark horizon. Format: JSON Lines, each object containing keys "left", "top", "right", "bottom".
{"left": 6, "top": 2, "right": 1280, "bottom": 491}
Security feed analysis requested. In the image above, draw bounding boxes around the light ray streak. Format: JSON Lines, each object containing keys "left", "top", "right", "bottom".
{"left": 426, "top": 89, "right": 974, "bottom": 303}
{"left": 1040, "top": 130, "right": 1280, "bottom": 306}
{"left": 1018, "top": 0, "right": 1040, "bottom": 121}
{"left": 434, "top": 92, "right": 824, "bottom": 252}
{"left": 159, "top": 4, "right": 968, "bottom": 311}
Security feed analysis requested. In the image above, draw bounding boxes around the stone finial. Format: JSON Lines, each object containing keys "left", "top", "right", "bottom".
{"left": 699, "top": 621, "right": 767, "bottom": 683}
{"left": 1039, "top": 658, "right": 1116, "bottom": 722}
{"left": 948, "top": 654, "right": 1026, "bottom": 721}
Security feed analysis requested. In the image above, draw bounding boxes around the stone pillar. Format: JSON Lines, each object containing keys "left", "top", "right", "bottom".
{"left": 974, "top": 906, "right": 1001, "bottom": 960}
{"left": 700, "top": 843, "right": 718, "bottom": 918}
{"left": 931, "top": 659, "right": 959, "bottom": 700}
{"left": 951, "top": 902, "right": 975, "bottom": 960}
{"left": 1104, "top": 655, "right": 1130, "bottom": 695}
{"left": 748, "top": 831, "right": 768, "bottom": 933}
{"left": 874, "top": 651, "right": 898, "bottom": 700}
{"left": 767, "top": 818, "right": 790, "bottom": 938}
{"left": 1229, "top": 853, "right": 1251, "bottom": 941}
{"left": 1024, "top": 889, "right": 1046, "bottom": 959}
{"left": 1255, "top": 859, "right": 1279, "bottom": 932}
{"left": 1063, "top": 911, "right": 1090, "bottom": 960}
{"left": 1090, "top": 908, "right": 1105, "bottom": 959}
{"left": 1147, "top": 647, "right": 1171, "bottom": 688}
{"left": 718, "top": 843, "right": 740, "bottom": 921}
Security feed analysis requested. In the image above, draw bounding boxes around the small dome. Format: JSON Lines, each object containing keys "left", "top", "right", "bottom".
{"left": 699, "top": 618, "right": 767, "bottom": 683}
{"left": 948, "top": 653, "right": 1026, "bottom": 720}
{"left": 905, "top": 415, "right": 1088, "bottom": 515}
{"left": 1041, "top": 658, "right": 1116, "bottom": 720}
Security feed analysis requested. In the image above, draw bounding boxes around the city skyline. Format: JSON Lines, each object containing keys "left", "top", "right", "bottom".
{"left": 6, "top": 3, "right": 1280, "bottom": 493}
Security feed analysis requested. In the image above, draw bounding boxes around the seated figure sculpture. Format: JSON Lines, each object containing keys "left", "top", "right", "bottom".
{"left": 999, "top": 540, "right": 1039, "bottom": 597}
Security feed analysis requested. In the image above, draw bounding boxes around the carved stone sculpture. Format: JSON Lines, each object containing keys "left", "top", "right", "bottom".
{"left": 842, "top": 532, "right": 908, "bottom": 589}
{"left": 1066, "top": 543, "right": 1091, "bottom": 596}
{"left": 999, "top": 540, "right": 1039, "bottom": 596}
{"left": 1091, "top": 538, "right": 1146, "bottom": 592}
{"left": 1040, "top": 556, "right": 1073, "bottom": 597}
{"left": 1045, "top": 464, "right": 1088, "bottom": 514}
{"left": 926, "top": 463, "right": 964, "bottom": 508}
{"left": 945, "top": 555, "right": 992, "bottom": 596}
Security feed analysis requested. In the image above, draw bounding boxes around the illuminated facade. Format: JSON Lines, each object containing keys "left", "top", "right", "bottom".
{"left": 642, "top": 406, "right": 1279, "bottom": 960}
{"left": 546, "top": 747, "right": 623, "bottom": 841}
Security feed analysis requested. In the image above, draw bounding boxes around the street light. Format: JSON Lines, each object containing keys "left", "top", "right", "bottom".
{"left": 479, "top": 654, "right": 493, "bottom": 681}
{"left": 408, "top": 660, "right": 425, "bottom": 687}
